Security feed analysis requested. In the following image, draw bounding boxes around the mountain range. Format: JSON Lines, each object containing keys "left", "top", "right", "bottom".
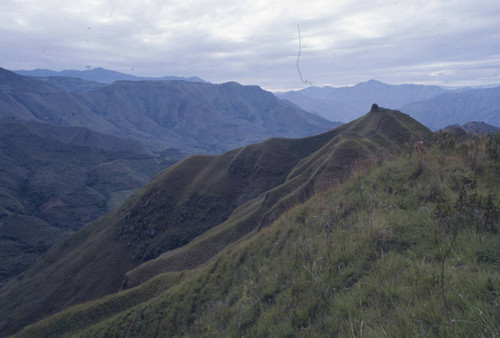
{"left": 400, "top": 86, "right": 500, "bottom": 129}
{"left": 14, "top": 67, "right": 206, "bottom": 84}
{"left": 0, "top": 67, "right": 337, "bottom": 285}
{"left": 1, "top": 68, "right": 338, "bottom": 154}
{"left": 276, "top": 80, "right": 448, "bottom": 122}
{"left": 0, "top": 107, "right": 434, "bottom": 335}
{"left": 277, "top": 80, "right": 500, "bottom": 130}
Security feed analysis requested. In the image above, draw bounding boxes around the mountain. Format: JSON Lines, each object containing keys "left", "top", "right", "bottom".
{"left": 10, "top": 113, "right": 500, "bottom": 337}
{"left": 80, "top": 80, "right": 340, "bottom": 153}
{"left": 400, "top": 86, "right": 500, "bottom": 130}
{"left": 0, "top": 67, "right": 121, "bottom": 134}
{"left": 0, "top": 67, "right": 337, "bottom": 287}
{"left": 0, "top": 107, "right": 433, "bottom": 335}
{"left": 14, "top": 67, "right": 206, "bottom": 84}
{"left": 276, "top": 80, "right": 448, "bottom": 122}
{"left": 0, "top": 118, "right": 175, "bottom": 286}
{"left": 443, "top": 121, "right": 500, "bottom": 135}
{"left": 1, "top": 68, "right": 337, "bottom": 154}
{"left": 28, "top": 76, "right": 107, "bottom": 93}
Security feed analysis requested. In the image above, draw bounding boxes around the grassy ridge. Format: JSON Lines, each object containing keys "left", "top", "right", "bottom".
{"left": 17, "top": 133, "right": 499, "bottom": 337}
{"left": 120, "top": 109, "right": 432, "bottom": 289}
{"left": 0, "top": 109, "right": 435, "bottom": 335}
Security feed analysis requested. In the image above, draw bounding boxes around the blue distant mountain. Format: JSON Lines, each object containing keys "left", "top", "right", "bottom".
{"left": 276, "top": 80, "right": 448, "bottom": 123}
{"left": 14, "top": 67, "right": 207, "bottom": 84}
{"left": 400, "top": 86, "right": 500, "bottom": 130}
{"left": 1, "top": 67, "right": 335, "bottom": 154}
{"left": 276, "top": 80, "right": 500, "bottom": 130}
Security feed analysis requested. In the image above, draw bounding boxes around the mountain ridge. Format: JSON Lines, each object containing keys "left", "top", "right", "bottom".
{"left": 0, "top": 107, "right": 433, "bottom": 335}
{"left": 275, "top": 80, "right": 448, "bottom": 122}
{"left": 277, "top": 80, "right": 500, "bottom": 130}
{"left": 14, "top": 67, "right": 207, "bottom": 84}
{"left": 400, "top": 86, "right": 500, "bottom": 130}
{"left": 1, "top": 68, "right": 337, "bottom": 155}
{"left": 26, "top": 76, "right": 107, "bottom": 93}
{"left": 11, "top": 110, "right": 499, "bottom": 337}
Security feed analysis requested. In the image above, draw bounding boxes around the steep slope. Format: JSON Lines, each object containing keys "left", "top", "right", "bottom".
{"left": 276, "top": 80, "right": 448, "bottom": 122}
{"left": 400, "top": 86, "right": 500, "bottom": 130}
{"left": 0, "top": 107, "right": 432, "bottom": 335}
{"left": 15, "top": 130, "right": 500, "bottom": 337}
{"left": 0, "top": 119, "right": 174, "bottom": 285}
{"left": 1, "top": 68, "right": 336, "bottom": 154}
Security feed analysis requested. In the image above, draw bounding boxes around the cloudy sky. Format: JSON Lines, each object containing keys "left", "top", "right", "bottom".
{"left": 1, "top": 0, "right": 499, "bottom": 91}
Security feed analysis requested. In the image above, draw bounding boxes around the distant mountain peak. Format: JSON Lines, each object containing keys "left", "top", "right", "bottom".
{"left": 363, "top": 79, "right": 385, "bottom": 84}
{"left": 355, "top": 79, "right": 387, "bottom": 88}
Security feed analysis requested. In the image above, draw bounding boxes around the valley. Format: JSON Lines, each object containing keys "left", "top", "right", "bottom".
{"left": 0, "top": 118, "right": 174, "bottom": 285}
{"left": 0, "top": 68, "right": 337, "bottom": 286}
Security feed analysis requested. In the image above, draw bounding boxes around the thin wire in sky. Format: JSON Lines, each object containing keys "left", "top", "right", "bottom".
{"left": 296, "top": 24, "right": 312, "bottom": 86}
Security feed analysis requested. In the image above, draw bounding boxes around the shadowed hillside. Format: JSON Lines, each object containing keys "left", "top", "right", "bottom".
{"left": 0, "top": 119, "right": 174, "bottom": 285}
{"left": 0, "top": 107, "right": 432, "bottom": 335}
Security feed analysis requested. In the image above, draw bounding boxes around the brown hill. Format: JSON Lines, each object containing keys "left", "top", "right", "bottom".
{"left": 0, "top": 107, "right": 432, "bottom": 335}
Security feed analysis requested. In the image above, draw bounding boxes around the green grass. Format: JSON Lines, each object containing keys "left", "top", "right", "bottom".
{"left": 17, "top": 133, "right": 499, "bottom": 337}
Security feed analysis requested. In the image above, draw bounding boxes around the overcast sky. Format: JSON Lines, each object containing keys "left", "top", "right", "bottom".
{"left": 1, "top": 0, "right": 499, "bottom": 91}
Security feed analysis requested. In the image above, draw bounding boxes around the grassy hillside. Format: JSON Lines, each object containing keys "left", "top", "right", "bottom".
{"left": 0, "top": 108, "right": 432, "bottom": 335}
{"left": 16, "top": 131, "right": 499, "bottom": 337}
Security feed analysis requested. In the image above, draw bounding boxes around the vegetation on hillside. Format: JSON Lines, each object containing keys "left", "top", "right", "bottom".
{"left": 0, "top": 108, "right": 432, "bottom": 337}
{"left": 17, "top": 132, "right": 499, "bottom": 337}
